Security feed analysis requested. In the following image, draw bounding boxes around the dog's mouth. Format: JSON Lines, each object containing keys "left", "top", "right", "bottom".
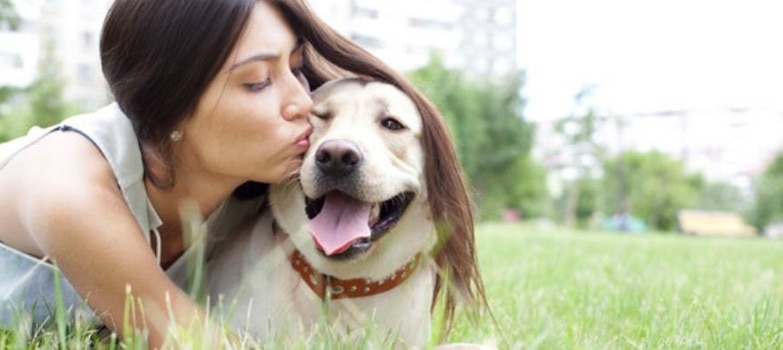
{"left": 305, "top": 191, "right": 414, "bottom": 258}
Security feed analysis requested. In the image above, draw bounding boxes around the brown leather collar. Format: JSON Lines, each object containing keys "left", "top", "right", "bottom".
{"left": 288, "top": 249, "right": 421, "bottom": 300}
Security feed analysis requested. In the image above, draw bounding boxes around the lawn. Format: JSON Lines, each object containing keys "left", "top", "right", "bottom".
{"left": 4, "top": 223, "right": 783, "bottom": 349}
{"left": 451, "top": 222, "right": 783, "bottom": 349}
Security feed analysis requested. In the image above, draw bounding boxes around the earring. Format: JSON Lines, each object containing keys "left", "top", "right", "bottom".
{"left": 170, "top": 130, "right": 182, "bottom": 141}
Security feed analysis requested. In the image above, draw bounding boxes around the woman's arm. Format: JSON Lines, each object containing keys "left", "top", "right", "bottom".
{"left": 2, "top": 132, "right": 207, "bottom": 348}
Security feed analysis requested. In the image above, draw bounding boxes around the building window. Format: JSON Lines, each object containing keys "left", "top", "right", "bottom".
{"left": 354, "top": 6, "right": 378, "bottom": 19}
{"left": 491, "top": 32, "right": 515, "bottom": 52}
{"left": 494, "top": 8, "right": 514, "bottom": 26}
{"left": 0, "top": 53, "right": 23, "bottom": 69}
{"left": 78, "top": 64, "right": 93, "bottom": 83}
{"left": 350, "top": 34, "right": 382, "bottom": 49}
{"left": 492, "top": 59, "right": 514, "bottom": 76}
{"left": 82, "top": 32, "right": 93, "bottom": 50}
{"left": 470, "top": 32, "right": 488, "bottom": 48}
{"left": 408, "top": 18, "right": 452, "bottom": 31}
{"left": 475, "top": 7, "right": 490, "bottom": 21}
{"left": 473, "top": 57, "right": 489, "bottom": 73}
{"left": 352, "top": 0, "right": 379, "bottom": 18}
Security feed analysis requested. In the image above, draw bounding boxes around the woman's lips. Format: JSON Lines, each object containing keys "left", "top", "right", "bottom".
{"left": 295, "top": 127, "right": 312, "bottom": 149}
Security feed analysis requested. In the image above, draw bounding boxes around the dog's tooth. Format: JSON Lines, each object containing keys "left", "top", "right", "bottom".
{"left": 368, "top": 203, "right": 380, "bottom": 226}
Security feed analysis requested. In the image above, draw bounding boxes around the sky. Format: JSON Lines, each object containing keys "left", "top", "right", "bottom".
{"left": 516, "top": 0, "right": 783, "bottom": 121}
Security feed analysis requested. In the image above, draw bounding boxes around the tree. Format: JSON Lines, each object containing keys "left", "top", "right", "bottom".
{"left": 485, "top": 153, "right": 552, "bottom": 220}
{"left": 408, "top": 53, "right": 544, "bottom": 220}
{"left": 553, "top": 87, "right": 605, "bottom": 227}
{"left": 696, "top": 180, "right": 749, "bottom": 213}
{"left": 0, "top": 1, "right": 25, "bottom": 141}
{"left": 0, "top": 0, "right": 21, "bottom": 133}
{"left": 601, "top": 151, "right": 701, "bottom": 231}
{"left": 408, "top": 53, "right": 488, "bottom": 180}
{"left": 0, "top": 40, "right": 78, "bottom": 142}
{"left": 0, "top": 0, "right": 20, "bottom": 29}
{"left": 748, "top": 151, "right": 783, "bottom": 230}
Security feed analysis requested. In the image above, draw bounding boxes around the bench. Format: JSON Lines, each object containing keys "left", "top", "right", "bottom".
{"left": 677, "top": 209, "right": 757, "bottom": 237}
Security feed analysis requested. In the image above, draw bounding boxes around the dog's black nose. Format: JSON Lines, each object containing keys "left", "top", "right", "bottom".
{"left": 315, "top": 140, "right": 363, "bottom": 176}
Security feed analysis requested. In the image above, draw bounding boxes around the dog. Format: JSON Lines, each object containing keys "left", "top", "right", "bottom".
{"left": 206, "top": 78, "right": 485, "bottom": 347}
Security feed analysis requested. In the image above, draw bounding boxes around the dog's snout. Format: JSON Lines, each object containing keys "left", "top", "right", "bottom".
{"left": 315, "top": 139, "right": 363, "bottom": 176}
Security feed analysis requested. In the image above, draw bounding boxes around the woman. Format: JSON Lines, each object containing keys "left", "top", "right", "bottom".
{"left": 0, "top": 0, "right": 483, "bottom": 347}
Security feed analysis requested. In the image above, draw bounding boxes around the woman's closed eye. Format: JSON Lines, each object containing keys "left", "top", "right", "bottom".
{"left": 243, "top": 66, "right": 307, "bottom": 93}
{"left": 244, "top": 79, "right": 271, "bottom": 93}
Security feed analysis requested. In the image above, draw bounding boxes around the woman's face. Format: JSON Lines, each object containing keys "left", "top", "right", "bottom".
{"left": 178, "top": 1, "right": 313, "bottom": 186}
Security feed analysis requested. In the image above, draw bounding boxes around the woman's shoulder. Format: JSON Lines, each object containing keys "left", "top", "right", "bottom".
{"left": 0, "top": 105, "right": 121, "bottom": 208}
{"left": 60, "top": 104, "right": 144, "bottom": 185}
{"left": 0, "top": 128, "right": 123, "bottom": 257}
{"left": 60, "top": 103, "right": 127, "bottom": 132}
{"left": 1, "top": 103, "right": 141, "bottom": 193}
{"left": 5, "top": 129, "right": 117, "bottom": 198}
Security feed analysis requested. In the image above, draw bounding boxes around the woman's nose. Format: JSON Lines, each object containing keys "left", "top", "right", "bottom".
{"left": 282, "top": 75, "right": 313, "bottom": 121}
{"left": 282, "top": 98, "right": 311, "bottom": 121}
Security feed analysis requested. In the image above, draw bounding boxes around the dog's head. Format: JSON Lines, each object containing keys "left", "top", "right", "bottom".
{"left": 270, "top": 77, "right": 485, "bottom": 332}
{"left": 269, "top": 78, "right": 435, "bottom": 279}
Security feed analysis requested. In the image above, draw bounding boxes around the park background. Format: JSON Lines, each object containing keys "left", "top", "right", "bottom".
{"left": 2, "top": 0, "right": 783, "bottom": 348}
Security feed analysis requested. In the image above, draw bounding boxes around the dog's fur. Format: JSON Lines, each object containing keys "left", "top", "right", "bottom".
{"left": 207, "top": 78, "right": 484, "bottom": 346}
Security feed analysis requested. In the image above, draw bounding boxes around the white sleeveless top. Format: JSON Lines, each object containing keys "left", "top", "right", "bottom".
{"left": 0, "top": 104, "right": 264, "bottom": 329}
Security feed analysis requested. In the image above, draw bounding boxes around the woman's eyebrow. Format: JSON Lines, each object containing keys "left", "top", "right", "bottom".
{"left": 230, "top": 53, "right": 279, "bottom": 71}
{"left": 229, "top": 39, "right": 305, "bottom": 72}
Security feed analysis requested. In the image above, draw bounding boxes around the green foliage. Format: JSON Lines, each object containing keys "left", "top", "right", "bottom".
{"left": 602, "top": 151, "right": 701, "bottom": 231}
{"left": 574, "top": 177, "right": 600, "bottom": 227}
{"left": 553, "top": 110, "right": 601, "bottom": 160}
{"left": 0, "top": 41, "right": 78, "bottom": 143}
{"left": 408, "top": 53, "right": 487, "bottom": 179}
{"left": 505, "top": 155, "right": 552, "bottom": 219}
{"left": 696, "top": 180, "right": 750, "bottom": 213}
{"left": 26, "top": 77, "right": 77, "bottom": 128}
{"left": 765, "top": 152, "right": 783, "bottom": 177}
{"left": 479, "top": 154, "right": 552, "bottom": 221}
{"left": 749, "top": 177, "right": 783, "bottom": 230}
{"left": 0, "top": 0, "right": 20, "bottom": 29}
{"left": 408, "top": 53, "right": 546, "bottom": 220}
{"left": 749, "top": 151, "right": 783, "bottom": 230}
{"left": 552, "top": 176, "right": 601, "bottom": 229}
{"left": 552, "top": 87, "right": 607, "bottom": 227}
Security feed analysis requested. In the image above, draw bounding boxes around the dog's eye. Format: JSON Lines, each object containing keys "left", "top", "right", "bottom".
{"left": 311, "top": 111, "right": 331, "bottom": 120}
{"left": 381, "top": 117, "right": 405, "bottom": 131}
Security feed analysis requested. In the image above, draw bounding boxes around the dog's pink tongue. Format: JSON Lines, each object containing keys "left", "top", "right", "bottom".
{"left": 309, "top": 192, "right": 372, "bottom": 256}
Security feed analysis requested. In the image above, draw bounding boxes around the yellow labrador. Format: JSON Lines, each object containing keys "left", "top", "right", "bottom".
{"left": 207, "top": 78, "right": 484, "bottom": 347}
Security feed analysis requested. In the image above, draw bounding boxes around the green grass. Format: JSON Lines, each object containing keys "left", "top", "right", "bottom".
{"left": 5, "top": 223, "right": 783, "bottom": 349}
{"left": 450, "top": 222, "right": 783, "bottom": 349}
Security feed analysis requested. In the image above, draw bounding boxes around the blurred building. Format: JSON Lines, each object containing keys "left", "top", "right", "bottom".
{"left": 1, "top": 0, "right": 112, "bottom": 110}
{"left": 0, "top": 1, "right": 41, "bottom": 88}
{"left": 603, "top": 109, "right": 783, "bottom": 182}
{"left": 534, "top": 108, "right": 783, "bottom": 196}
{"left": 309, "top": 0, "right": 518, "bottom": 77}
{"left": 38, "top": 0, "right": 113, "bottom": 109}
{"left": 2, "top": 0, "right": 518, "bottom": 111}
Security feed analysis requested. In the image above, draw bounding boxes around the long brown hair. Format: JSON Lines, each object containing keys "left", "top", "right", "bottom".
{"left": 101, "top": 0, "right": 257, "bottom": 188}
{"left": 102, "top": 0, "right": 485, "bottom": 336}
{"left": 272, "top": 0, "right": 488, "bottom": 337}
